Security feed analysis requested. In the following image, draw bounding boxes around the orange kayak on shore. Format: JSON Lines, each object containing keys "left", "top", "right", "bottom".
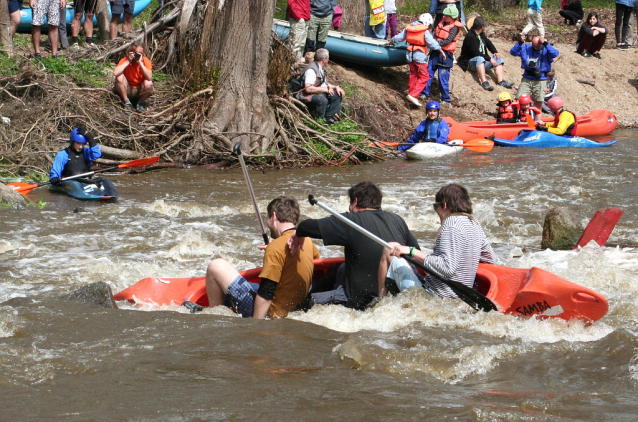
{"left": 114, "top": 257, "right": 608, "bottom": 322}
{"left": 444, "top": 109, "right": 618, "bottom": 142}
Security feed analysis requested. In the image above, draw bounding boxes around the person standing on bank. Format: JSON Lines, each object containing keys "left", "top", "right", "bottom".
{"left": 390, "top": 13, "right": 443, "bottom": 107}
{"left": 510, "top": 34, "right": 559, "bottom": 111}
{"left": 113, "top": 42, "right": 154, "bottom": 113}
{"left": 304, "top": 0, "right": 337, "bottom": 54}
{"left": 30, "top": 0, "right": 65, "bottom": 59}
{"left": 109, "top": 0, "right": 134, "bottom": 39}
{"left": 287, "top": 0, "right": 311, "bottom": 62}
{"left": 70, "top": 0, "right": 98, "bottom": 48}
{"left": 298, "top": 48, "right": 345, "bottom": 124}
{"left": 49, "top": 128, "right": 102, "bottom": 185}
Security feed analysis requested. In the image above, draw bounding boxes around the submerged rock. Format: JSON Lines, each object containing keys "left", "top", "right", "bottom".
{"left": 65, "top": 282, "right": 118, "bottom": 309}
{"left": 541, "top": 207, "right": 584, "bottom": 250}
{"left": 0, "top": 183, "right": 27, "bottom": 209}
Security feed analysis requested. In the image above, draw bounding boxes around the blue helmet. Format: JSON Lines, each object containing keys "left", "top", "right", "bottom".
{"left": 426, "top": 101, "right": 441, "bottom": 110}
{"left": 70, "top": 128, "right": 87, "bottom": 144}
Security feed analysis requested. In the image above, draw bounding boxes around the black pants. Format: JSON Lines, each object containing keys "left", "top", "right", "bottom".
{"left": 559, "top": 10, "right": 582, "bottom": 25}
{"left": 615, "top": 3, "right": 633, "bottom": 44}
{"left": 307, "top": 92, "right": 342, "bottom": 119}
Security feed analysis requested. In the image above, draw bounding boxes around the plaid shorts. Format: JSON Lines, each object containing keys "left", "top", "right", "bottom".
{"left": 225, "top": 275, "right": 259, "bottom": 318}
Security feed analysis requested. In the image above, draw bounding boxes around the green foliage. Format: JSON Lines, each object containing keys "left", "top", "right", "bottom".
{"left": 340, "top": 81, "right": 363, "bottom": 100}
{"left": 132, "top": 0, "right": 160, "bottom": 30}
{"left": 399, "top": 0, "right": 429, "bottom": 16}
{"left": 0, "top": 51, "right": 19, "bottom": 75}
{"left": 36, "top": 56, "right": 109, "bottom": 87}
{"left": 304, "top": 118, "right": 369, "bottom": 161}
{"left": 35, "top": 199, "right": 47, "bottom": 209}
{"left": 274, "top": 0, "right": 287, "bottom": 20}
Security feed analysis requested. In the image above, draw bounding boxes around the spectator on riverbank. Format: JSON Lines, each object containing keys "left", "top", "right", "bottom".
{"left": 615, "top": 0, "right": 634, "bottom": 49}
{"left": 45, "top": 7, "right": 70, "bottom": 53}
{"left": 113, "top": 42, "right": 154, "bottom": 113}
{"left": 205, "top": 196, "right": 320, "bottom": 319}
{"left": 332, "top": 5, "right": 342, "bottom": 29}
{"left": 288, "top": 0, "right": 311, "bottom": 62}
{"left": 542, "top": 70, "right": 557, "bottom": 114}
{"left": 297, "top": 48, "right": 344, "bottom": 124}
{"left": 8, "top": 0, "right": 22, "bottom": 39}
{"left": 70, "top": 0, "right": 98, "bottom": 48}
{"left": 510, "top": 34, "right": 559, "bottom": 111}
{"left": 577, "top": 12, "right": 608, "bottom": 58}
{"left": 390, "top": 13, "right": 442, "bottom": 107}
{"left": 457, "top": 16, "right": 514, "bottom": 92}
{"left": 30, "top": 0, "right": 64, "bottom": 59}
{"left": 304, "top": 0, "right": 337, "bottom": 54}
{"left": 109, "top": 0, "right": 134, "bottom": 39}
{"left": 385, "top": 0, "right": 398, "bottom": 39}
{"left": 559, "top": 0, "right": 583, "bottom": 26}
{"left": 430, "top": 0, "right": 465, "bottom": 28}
{"left": 365, "top": 0, "right": 386, "bottom": 39}
{"left": 521, "top": 0, "right": 544, "bottom": 38}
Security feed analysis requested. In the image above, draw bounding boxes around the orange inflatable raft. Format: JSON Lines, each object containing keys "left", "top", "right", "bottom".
{"left": 444, "top": 109, "right": 618, "bottom": 142}
{"left": 114, "top": 257, "right": 608, "bottom": 322}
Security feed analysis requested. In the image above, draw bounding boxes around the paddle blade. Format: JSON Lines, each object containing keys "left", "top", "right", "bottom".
{"left": 117, "top": 156, "right": 160, "bottom": 169}
{"left": 526, "top": 114, "right": 536, "bottom": 129}
{"left": 463, "top": 139, "right": 495, "bottom": 153}
{"left": 6, "top": 182, "right": 40, "bottom": 194}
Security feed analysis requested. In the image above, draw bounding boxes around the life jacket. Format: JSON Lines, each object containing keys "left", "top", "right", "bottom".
{"left": 553, "top": 110, "right": 578, "bottom": 136}
{"left": 497, "top": 102, "right": 518, "bottom": 121}
{"left": 420, "top": 118, "right": 441, "bottom": 141}
{"left": 434, "top": 20, "right": 464, "bottom": 53}
{"left": 61, "top": 146, "right": 91, "bottom": 178}
{"left": 518, "top": 105, "right": 542, "bottom": 122}
{"left": 406, "top": 24, "right": 429, "bottom": 53}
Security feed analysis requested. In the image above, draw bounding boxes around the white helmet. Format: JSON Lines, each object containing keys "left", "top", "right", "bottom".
{"left": 418, "top": 13, "right": 433, "bottom": 27}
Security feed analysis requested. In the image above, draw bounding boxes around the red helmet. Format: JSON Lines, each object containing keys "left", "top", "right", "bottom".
{"left": 547, "top": 97, "right": 563, "bottom": 113}
{"left": 518, "top": 94, "right": 532, "bottom": 105}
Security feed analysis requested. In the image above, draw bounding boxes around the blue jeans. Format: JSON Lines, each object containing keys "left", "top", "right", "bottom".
{"left": 468, "top": 55, "right": 504, "bottom": 72}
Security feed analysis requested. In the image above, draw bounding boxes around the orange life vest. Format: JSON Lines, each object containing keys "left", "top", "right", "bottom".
{"left": 498, "top": 102, "right": 518, "bottom": 120}
{"left": 406, "top": 24, "right": 429, "bottom": 53}
{"left": 434, "top": 20, "right": 464, "bottom": 53}
{"left": 553, "top": 110, "right": 578, "bottom": 136}
{"left": 518, "top": 105, "right": 542, "bottom": 122}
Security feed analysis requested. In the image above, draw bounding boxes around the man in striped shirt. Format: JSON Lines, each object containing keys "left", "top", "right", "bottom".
{"left": 378, "top": 184, "right": 495, "bottom": 299}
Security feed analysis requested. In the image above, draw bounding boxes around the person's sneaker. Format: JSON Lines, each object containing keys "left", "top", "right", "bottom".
{"left": 33, "top": 52, "right": 41, "bottom": 60}
{"left": 406, "top": 94, "right": 422, "bottom": 107}
{"left": 136, "top": 101, "right": 147, "bottom": 113}
{"left": 593, "top": 52, "right": 602, "bottom": 59}
{"left": 481, "top": 81, "right": 494, "bottom": 91}
{"left": 325, "top": 117, "right": 336, "bottom": 125}
{"left": 441, "top": 101, "right": 452, "bottom": 106}
{"left": 581, "top": 51, "right": 592, "bottom": 57}
{"left": 70, "top": 42, "right": 80, "bottom": 50}
{"left": 182, "top": 301, "right": 204, "bottom": 313}
{"left": 576, "top": 20, "right": 582, "bottom": 28}
{"left": 123, "top": 100, "right": 133, "bottom": 113}
{"left": 621, "top": 44, "right": 629, "bottom": 50}
{"left": 86, "top": 42, "right": 96, "bottom": 48}
{"left": 44, "top": 45, "right": 52, "bottom": 52}
{"left": 498, "top": 80, "right": 515, "bottom": 88}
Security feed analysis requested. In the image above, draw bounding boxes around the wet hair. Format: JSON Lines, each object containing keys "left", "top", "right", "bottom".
{"left": 472, "top": 17, "right": 487, "bottom": 31}
{"left": 267, "top": 196, "right": 300, "bottom": 224}
{"left": 315, "top": 48, "right": 329, "bottom": 61}
{"left": 126, "top": 41, "right": 145, "bottom": 54}
{"left": 435, "top": 184, "right": 473, "bottom": 214}
{"left": 348, "top": 181, "right": 382, "bottom": 210}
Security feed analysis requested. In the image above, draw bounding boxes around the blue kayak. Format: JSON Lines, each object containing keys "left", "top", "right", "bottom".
{"left": 49, "top": 178, "right": 118, "bottom": 200}
{"left": 273, "top": 19, "right": 408, "bottom": 67}
{"left": 493, "top": 130, "right": 617, "bottom": 148}
{"left": 17, "top": 0, "right": 151, "bottom": 33}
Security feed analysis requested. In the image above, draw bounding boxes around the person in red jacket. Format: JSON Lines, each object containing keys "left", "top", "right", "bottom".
{"left": 288, "top": 0, "right": 311, "bottom": 62}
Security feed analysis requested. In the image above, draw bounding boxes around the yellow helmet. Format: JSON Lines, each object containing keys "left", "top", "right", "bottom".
{"left": 498, "top": 92, "right": 512, "bottom": 102}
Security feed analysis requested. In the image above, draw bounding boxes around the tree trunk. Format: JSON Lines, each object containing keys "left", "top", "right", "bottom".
{"left": 0, "top": 0, "right": 13, "bottom": 54}
{"left": 95, "top": 0, "right": 111, "bottom": 41}
{"left": 335, "top": 0, "right": 366, "bottom": 35}
{"left": 177, "top": 0, "right": 276, "bottom": 153}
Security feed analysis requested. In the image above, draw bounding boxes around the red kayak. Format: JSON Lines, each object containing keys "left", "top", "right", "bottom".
{"left": 114, "top": 257, "right": 608, "bottom": 322}
{"left": 444, "top": 109, "right": 618, "bottom": 142}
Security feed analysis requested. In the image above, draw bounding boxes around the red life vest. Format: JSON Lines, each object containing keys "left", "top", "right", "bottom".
{"left": 518, "top": 106, "right": 542, "bottom": 122}
{"left": 553, "top": 110, "right": 578, "bottom": 136}
{"left": 406, "top": 24, "right": 429, "bottom": 53}
{"left": 498, "top": 102, "right": 518, "bottom": 120}
{"left": 434, "top": 20, "right": 464, "bottom": 53}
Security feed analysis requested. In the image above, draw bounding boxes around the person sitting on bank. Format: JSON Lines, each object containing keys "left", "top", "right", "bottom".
{"left": 297, "top": 48, "right": 345, "bottom": 124}
{"left": 536, "top": 97, "right": 576, "bottom": 136}
{"left": 204, "top": 196, "right": 320, "bottom": 319}
{"left": 457, "top": 16, "right": 515, "bottom": 92}
{"left": 389, "top": 13, "right": 443, "bottom": 107}
{"left": 577, "top": 12, "right": 608, "bottom": 58}
{"left": 378, "top": 183, "right": 495, "bottom": 299}
{"left": 542, "top": 69, "right": 557, "bottom": 115}
{"left": 399, "top": 101, "right": 450, "bottom": 151}
{"left": 510, "top": 34, "right": 559, "bottom": 111}
{"left": 517, "top": 94, "right": 542, "bottom": 122}
{"left": 113, "top": 42, "right": 154, "bottom": 113}
{"left": 496, "top": 91, "right": 520, "bottom": 124}
{"left": 49, "top": 128, "right": 102, "bottom": 185}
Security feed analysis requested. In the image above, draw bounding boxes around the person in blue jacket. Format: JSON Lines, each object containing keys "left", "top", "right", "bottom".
{"left": 49, "top": 128, "right": 102, "bottom": 185}
{"left": 399, "top": 101, "right": 450, "bottom": 151}
{"left": 510, "top": 34, "right": 559, "bottom": 111}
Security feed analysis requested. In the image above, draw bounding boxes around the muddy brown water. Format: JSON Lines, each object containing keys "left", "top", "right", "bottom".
{"left": 1, "top": 130, "right": 638, "bottom": 420}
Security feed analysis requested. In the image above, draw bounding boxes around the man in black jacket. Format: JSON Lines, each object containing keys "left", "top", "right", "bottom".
{"left": 457, "top": 16, "right": 514, "bottom": 92}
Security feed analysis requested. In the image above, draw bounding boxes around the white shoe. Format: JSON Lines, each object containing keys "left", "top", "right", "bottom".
{"left": 406, "top": 94, "right": 422, "bottom": 107}
{"left": 70, "top": 42, "right": 80, "bottom": 50}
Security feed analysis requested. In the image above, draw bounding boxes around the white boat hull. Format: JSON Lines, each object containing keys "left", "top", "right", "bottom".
{"left": 405, "top": 143, "right": 464, "bottom": 160}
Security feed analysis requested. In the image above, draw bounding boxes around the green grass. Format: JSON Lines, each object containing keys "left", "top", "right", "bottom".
{"left": 274, "top": 0, "right": 287, "bottom": 20}
{"left": 37, "top": 56, "right": 110, "bottom": 87}
{"left": 0, "top": 52, "right": 19, "bottom": 75}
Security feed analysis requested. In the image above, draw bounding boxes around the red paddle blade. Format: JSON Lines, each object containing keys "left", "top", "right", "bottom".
{"left": 526, "top": 114, "right": 536, "bottom": 129}
{"left": 463, "top": 139, "right": 495, "bottom": 153}
{"left": 6, "top": 182, "right": 40, "bottom": 194}
{"left": 117, "top": 156, "right": 160, "bottom": 168}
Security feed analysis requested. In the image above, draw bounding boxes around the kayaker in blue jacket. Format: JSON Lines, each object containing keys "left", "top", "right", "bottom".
{"left": 49, "top": 128, "right": 102, "bottom": 185}
{"left": 510, "top": 34, "right": 559, "bottom": 111}
{"left": 399, "top": 101, "right": 450, "bottom": 151}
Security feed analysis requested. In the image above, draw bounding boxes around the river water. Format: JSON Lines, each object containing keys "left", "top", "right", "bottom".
{"left": 1, "top": 130, "right": 637, "bottom": 420}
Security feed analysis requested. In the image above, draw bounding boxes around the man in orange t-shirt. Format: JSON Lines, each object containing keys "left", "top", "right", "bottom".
{"left": 113, "top": 41, "right": 154, "bottom": 113}
{"left": 204, "top": 196, "right": 320, "bottom": 319}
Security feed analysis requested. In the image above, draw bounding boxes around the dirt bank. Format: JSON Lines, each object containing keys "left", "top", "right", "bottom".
{"left": 328, "top": 35, "right": 637, "bottom": 144}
